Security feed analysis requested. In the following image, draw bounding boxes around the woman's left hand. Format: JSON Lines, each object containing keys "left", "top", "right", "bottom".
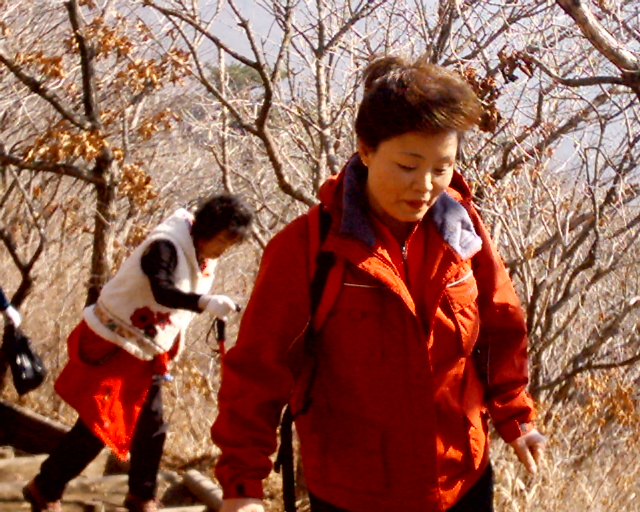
{"left": 508, "top": 427, "right": 546, "bottom": 474}
{"left": 3, "top": 305, "right": 21, "bottom": 327}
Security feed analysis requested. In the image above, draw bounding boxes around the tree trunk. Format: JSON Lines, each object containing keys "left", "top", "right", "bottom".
{"left": 86, "top": 150, "right": 117, "bottom": 306}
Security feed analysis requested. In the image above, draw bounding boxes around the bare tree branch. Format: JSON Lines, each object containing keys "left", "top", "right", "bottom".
{"left": 65, "top": 0, "right": 102, "bottom": 128}
{"left": 492, "top": 91, "right": 610, "bottom": 181}
{"left": 522, "top": 51, "right": 625, "bottom": 87}
{"left": 556, "top": 0, "right": 639, "bottom": 72}
{"left": 0, "top": 149, "right": 101, "bottom": 184}
{"left": 0, "top": 169, "right": 47, "bottom": 307}
{"left": 0, "top": 49, "right": 90, "bottom": 131}
{"left": 143, "top": 0, "right": 257, "bottom": 69}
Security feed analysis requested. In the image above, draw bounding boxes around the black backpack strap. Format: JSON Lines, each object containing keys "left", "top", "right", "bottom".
{"left": 275, "top": 205, "right": 334, "bottom": 512}
{"left": 295, "top": 205, "right": 334, "bottom": 416}
{"left": 276, "top": 405, "right": 296, "bottom": 512}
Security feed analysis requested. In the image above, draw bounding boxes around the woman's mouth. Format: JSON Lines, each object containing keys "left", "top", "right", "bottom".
{"left": 405, "top": 200, "right": 427, "bottom": 210}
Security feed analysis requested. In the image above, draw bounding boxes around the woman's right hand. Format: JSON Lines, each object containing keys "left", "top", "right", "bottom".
{"left": 220, "top": 498, "right": 265, "bottom": 512}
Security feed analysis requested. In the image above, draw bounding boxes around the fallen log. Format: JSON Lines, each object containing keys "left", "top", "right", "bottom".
{"left": 183, "top": 469, "right": 223, "bottom": 512}
{"left": 0, "top": 398, "right": 68, "bottom": 454}
{"left": 160, "top": 507, "right": 207, "bottom": 512}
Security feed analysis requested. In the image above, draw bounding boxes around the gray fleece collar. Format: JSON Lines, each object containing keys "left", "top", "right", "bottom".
{"left": 339, "top": 154, "right": 482, "bottom": 259}
{"left": 428, "top": 192, "right": 482, "bottom": 259}
{"left": 341, "top": 154, "right": 376, "bottom": 246}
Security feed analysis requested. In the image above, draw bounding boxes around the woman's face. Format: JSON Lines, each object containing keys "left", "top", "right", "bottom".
{"left": 359, "top": 130, "right": 458, "bottom": 229}
{"left": 196, "top": 230, "right": 240, "bottom": 260}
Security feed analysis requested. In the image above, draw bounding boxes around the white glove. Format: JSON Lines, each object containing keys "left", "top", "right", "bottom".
{"left": 198, "top": 294, "right": 239, "bottom": 320}
{"left": 3, "top": 305, "right": 21, "bottom": 327}
{"left": 509, "top": 427, "right": 546, "bottom": 474}
{"left": 220, "top": 498, "right": 265, "bottom": 512}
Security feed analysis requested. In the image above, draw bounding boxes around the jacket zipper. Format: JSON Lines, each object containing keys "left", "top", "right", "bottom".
{"left": 402, "top": 242, "right": 408, "bottom": 282}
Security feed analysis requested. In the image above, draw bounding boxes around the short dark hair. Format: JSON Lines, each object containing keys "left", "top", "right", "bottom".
{"left": 355, "top": 56, "right": 482, "bottom": 150}
{"left": 191, "top": 193, "right": 253, "bottom": 243}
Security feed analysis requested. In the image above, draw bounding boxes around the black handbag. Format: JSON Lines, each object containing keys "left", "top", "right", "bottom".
{"left": 3, "top": 324, "right": 46, "bottom": 395}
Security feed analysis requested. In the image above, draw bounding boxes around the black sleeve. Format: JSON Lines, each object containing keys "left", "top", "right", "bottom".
{"left": 140, "top": 240, "right": 203, "bottom": 312}
{"left": 0, "top": 287, "right": 9, "bottom": 311}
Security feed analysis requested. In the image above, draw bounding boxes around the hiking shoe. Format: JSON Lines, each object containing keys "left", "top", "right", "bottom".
{"left": 124, "top": 493, "right": 162, "bottom": 512}
{"left": 22, "top": 479, "right": 62, "bottom": 512}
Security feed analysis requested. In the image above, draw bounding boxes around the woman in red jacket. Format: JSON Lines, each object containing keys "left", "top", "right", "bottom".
{"left": 212, "top": 56, "right": 545, "bottom": 512}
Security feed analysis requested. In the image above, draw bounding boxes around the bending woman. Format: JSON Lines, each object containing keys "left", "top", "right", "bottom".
{"left": 24, "top": 194, "right": 253, "bottom": 512}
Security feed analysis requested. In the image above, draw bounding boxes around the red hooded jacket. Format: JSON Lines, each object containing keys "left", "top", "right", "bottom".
{"left": 211, "top": 156, "right": 535, "bottom": 511}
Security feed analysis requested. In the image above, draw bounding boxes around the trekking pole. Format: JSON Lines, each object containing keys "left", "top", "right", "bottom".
{"left": 212, "top": 302, "right": 242, "bottom": 357}
{"left": 213, "top": 317, "right": 227, "bottom": 356}
{"left": 275, "top": 406, "right": 296, "bottom": 512}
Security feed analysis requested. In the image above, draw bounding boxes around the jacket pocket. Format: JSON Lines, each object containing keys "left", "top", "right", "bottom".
{"left": 462, "top": 369, "right": 489, "bottom": 470}
{"left": 465, "top": 407, "right": 489, "bottom": 470}
{"left": 445, "top": 269, "right": 480, "bottom": 357}
{"left": 321, "top": 284, "right": 383, "bottom": 365}
{"left": 318, "top": 411, "right": 387, "bottom": 492}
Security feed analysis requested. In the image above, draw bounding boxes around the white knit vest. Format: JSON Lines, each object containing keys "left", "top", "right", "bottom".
{"left": 83, "top": 209, "right": 215, "bottom": 360}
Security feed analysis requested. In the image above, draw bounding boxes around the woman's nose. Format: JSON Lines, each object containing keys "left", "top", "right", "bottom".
{"left": 413, "top": 170, "right": 433, "bottom": 192}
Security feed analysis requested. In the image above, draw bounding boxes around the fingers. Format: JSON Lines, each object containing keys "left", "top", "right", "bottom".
{"left": 530, "top": 440, "right": 546, "bottom": 468}
{"left": 3, "top": 305, "right": 21, "bottom": 327}
{"left": 526, "top": 429, "right": 547, "bottom": 469}
{"left": 199, "top": 295, "right": 241, "bottom": 319}
{"left": 216, "top": 296, "right": 239, "bottom": 317}
{"left": 509, "top": 428, "right": 547, "bottom": 475}
{"left": 513, "top": 438, "right": 538, "bottom": 474}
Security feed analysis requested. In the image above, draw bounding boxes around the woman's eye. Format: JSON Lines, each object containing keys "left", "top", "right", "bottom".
{"left": 398, "top": 163, "right": 416, "bottom": 171}
{"left": 434, "top": 168, "right": 449, "bottom": 176}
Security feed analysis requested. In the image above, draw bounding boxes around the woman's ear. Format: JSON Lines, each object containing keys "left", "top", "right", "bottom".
{"left": 357, "top": 139, "right": 372, "bottom": 167}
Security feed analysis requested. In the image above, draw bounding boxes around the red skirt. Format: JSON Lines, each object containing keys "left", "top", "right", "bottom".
{"left": 54, "top": 320, "right": 156, "bottom": 460}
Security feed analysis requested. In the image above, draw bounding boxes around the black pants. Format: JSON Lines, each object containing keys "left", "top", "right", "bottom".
{"left": 309, "top": 464, "right": 494, "bottom": 512}
{"left": 35, "top": 379, "right": 167, "bottom": 501}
